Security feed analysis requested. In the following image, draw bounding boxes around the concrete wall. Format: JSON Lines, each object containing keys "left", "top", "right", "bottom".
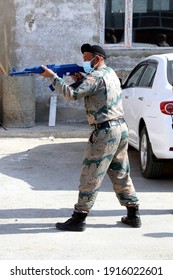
{"left": 0, "top": 0, "right": 16, "bottom": 123}
{"left": 0, "top": 0, "right": 99, "bottom": 126}
{"left": 0, "top": 0, "right": 173, "bottom": 126}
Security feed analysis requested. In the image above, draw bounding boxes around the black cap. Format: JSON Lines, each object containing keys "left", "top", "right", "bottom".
{"left": 81, "top": 43, "right": 106, "bottom": 59}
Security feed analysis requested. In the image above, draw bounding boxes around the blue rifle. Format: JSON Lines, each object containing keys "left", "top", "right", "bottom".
{"left": 9, "top": 63, "right": 84, "bottom": 91}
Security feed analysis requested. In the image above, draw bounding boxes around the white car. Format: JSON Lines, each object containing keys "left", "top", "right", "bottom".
{"left": 121, "top": 53, "right": 173, "bottom": 178}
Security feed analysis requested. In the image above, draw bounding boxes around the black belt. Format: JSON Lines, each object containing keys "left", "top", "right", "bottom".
{"left": 91, "top": 118, "right": 125, "bottom": 130}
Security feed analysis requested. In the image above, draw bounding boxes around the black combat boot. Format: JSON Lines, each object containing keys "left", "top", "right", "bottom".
{"left": 55, "top": 212, "right": 87, "bottom": 231}
{"left": 121, "top": 205, "right": 142, "bottom": 228}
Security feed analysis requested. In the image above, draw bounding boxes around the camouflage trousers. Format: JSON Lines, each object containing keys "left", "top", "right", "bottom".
{"left": 74, "top": 121, "right": 139, "bottom": 213}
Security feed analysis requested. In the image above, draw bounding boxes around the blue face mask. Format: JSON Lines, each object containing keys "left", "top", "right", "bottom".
{"left": 82, "top": 57, "right": 95, "bottom": 73}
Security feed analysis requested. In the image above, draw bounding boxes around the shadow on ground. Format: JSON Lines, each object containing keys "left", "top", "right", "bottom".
{"left": 0, "top": 142, "right": 172, "bottom": 192}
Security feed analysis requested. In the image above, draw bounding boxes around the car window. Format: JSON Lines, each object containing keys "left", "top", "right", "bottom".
{"left": 124, "top": 64, "right": 146, "bottom": 88}
{"left": 167, "top": 61, "right": 173, "bottom": 86}
{"left": 138, "top": 65, "right": 157, "bottom": 87}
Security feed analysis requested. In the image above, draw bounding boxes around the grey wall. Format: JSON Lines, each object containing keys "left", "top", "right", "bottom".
{"left": 0, "top": 0, "right": 99, "bottom": 126}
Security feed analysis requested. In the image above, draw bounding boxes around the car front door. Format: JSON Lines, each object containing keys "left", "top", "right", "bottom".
{"left": 122, "top": 61, "right": 157, "bottom": 146}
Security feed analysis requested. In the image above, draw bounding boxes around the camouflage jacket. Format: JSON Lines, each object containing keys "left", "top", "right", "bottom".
{"left": 50, "top": 64, "right": 124, "bottom": 125}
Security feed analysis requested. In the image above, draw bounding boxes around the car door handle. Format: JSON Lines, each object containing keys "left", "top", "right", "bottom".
{"left": 138, "top": 97, "right": 144, "bottom": 101}
{"left": 125, "top": 95, "right": 130, "bottom": 99}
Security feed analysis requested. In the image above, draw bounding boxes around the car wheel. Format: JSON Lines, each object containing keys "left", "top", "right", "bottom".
{"left": 139, "top": 127, "right": 164, "bottom": 178}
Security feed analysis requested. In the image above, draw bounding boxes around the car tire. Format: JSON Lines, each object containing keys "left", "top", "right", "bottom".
{"left": 139, "top": 127, "right": 164, "bottom": 178}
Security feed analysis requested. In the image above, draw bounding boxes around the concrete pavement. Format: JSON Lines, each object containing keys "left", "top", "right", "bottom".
{"left": 0, "top": 123, "right": 173, "bottom": 260}
{"left": 0, "top": 122, "right": 91, "bottom": 138}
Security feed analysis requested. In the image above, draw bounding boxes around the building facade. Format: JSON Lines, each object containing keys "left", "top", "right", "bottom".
{"left": 0, "top": 0, "right": 173, "bottom": 127}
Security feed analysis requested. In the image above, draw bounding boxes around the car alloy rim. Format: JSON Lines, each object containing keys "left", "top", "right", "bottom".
{"left": 140, "top": 134, "right": 147, "bottom": 171}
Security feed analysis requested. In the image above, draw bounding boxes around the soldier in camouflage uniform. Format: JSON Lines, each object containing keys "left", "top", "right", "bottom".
{"left": 40, "top": 43, "right": 141, "bottom": 231}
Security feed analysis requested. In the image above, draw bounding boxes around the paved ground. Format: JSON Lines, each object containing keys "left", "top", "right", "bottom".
{"left": 0, "top": 123, "right": 173, "bottom": 260}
